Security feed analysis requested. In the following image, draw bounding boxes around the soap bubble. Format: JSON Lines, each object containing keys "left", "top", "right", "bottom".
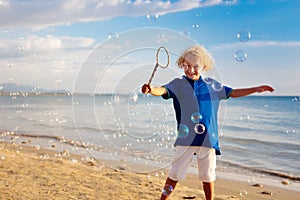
{"left": 128, "top": 92, "right": 139, "bottom": 108}
{"left": 203, "top": 77, "right": 213, "bottom": 84}
{"left": 239, "top": 190, "right": 248, "bottom": 197}
{"left": 191, "top": 112, "right": 203, "bottom": 123}
{"left": 146, "top": 13, "right": 159, "bottom": 21}
{"left": 212, "top": 81, "right": 223, "bottom": 91}
{"left": 157, "top": 34, "right": 168, "bottom": 44}
{"left": 192, "top": 24, "right": 199, "bottom": 28}
{"left": 72, "top": 27, "right": 226, "bottom": 174}
{"left": 54, "top": 80, "right": 62, "bottom": 84}
{"left": 108, "top": 32, "right": 119, "bottom": 39}
{"left": 177, "top": 124, "right": 189, "bottom": 138}
{"left": 194, "top": 124, "right": 205, "bottom": 134}
{"left": 237, "top": 30, "right": 251, "bottom": 42}
{"left": 162, "top": 184, "right": 173, "bottom": 196}
{"left": 247, "top": 178, "right": 256, "bottom": 184}
{"left": 234, "top": 49, "right": 247, "bottom": 62}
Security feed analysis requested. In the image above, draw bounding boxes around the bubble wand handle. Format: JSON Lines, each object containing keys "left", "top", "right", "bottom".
{"left": 147, "top": 63, "right": 159, "bottom": 85}
{"left": 147, "top": 46, "right": 170, "bottom": 85}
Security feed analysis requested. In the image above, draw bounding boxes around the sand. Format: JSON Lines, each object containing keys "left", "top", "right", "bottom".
{"left": 0, "top": 141, "right": 299, "bottom": 200}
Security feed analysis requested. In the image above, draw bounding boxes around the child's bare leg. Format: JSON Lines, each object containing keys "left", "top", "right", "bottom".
{"left": 202, "top": 181, "right": 214, "bottom": 200}
{"left": 160, "top": 177, "right": 178, "bottom": 200}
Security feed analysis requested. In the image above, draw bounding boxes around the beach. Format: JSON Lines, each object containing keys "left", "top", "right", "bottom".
{"left": 1, "top": 141, "right": 299, "bottom": 200}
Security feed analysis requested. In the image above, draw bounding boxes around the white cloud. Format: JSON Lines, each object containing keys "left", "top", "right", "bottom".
{"left": 211, "top": 40, "right": 300, "bottom": 50}
{"left": 246, "top": 40, "right": 300, "bottom": 47}
{"left": 0, "top": 35, "right": 95, "bottom": 57}
{"left": 0, "top": 0, "right": 236, "bottom": 30}
{"left": 0, "top": 34, "right": 94, "bottom": 90}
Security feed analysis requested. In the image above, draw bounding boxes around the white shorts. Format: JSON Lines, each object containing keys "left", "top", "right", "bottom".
{"left": 168, "top": 146, "right": 216, "bottom": 182}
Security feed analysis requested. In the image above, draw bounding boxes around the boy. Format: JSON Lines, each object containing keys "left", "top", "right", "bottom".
{"left": 141, "top": 45, "right": 274, "bottom": 200}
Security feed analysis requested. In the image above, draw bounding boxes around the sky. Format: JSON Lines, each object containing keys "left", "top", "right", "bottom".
{"left": 0, "top": 0, "right": 300, "bottom": 95}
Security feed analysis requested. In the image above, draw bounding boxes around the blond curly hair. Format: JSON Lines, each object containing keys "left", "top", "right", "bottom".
{"left": 176, "top": 45, "right": 214, "bottom": 72}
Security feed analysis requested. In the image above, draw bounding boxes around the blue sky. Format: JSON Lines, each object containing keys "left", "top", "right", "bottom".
{"left": 0, "top": 0, "right": 299, "bottom": 95}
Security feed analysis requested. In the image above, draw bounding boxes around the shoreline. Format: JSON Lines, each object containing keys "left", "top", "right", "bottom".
{"left": 1, "top": 91, "right": 299, "bottom": 97}
{"left": 1, "top": 141, "right": 299, "bottom": 200}
{"left": 2, "top": 131, "right": 299, "bottom": 184}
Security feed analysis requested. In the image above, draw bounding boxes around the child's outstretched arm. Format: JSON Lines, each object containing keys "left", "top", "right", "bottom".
{"left": 141, "top": 84, "right": 167, "bottom": 96}
{"left": 230, "top": 85, "right": 274, "bottom": 98}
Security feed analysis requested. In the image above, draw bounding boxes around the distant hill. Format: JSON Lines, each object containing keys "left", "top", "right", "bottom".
{"left": 0, "top": 83, "right": 70, "bottom": 94}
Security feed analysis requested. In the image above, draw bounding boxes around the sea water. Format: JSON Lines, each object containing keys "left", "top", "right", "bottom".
{"left": 0, "top": 94, "right": 299, "bottom": 181}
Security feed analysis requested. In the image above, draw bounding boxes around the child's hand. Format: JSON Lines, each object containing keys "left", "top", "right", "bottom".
{"left": 256, "top": 85, "right": 275, "bottom": 93}
{"left": 142, "top": 84, "right": 151, "bottom": 94}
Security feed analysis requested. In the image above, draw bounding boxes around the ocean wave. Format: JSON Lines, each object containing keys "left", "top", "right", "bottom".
{"left": 222, "top": 124, "right": 261, "bottom": 133}
{"left": 218, "top": 160, "right": 300, "bottom": 181}
{"left": 0, "top": 130, "right": 172, "bottom": 165}
{"left": 0, "top": 131, "right": 101, "bottom": 150}
{"left": 222, "top": 135, "right": 300, "bottom": 150}
{"left": 2, "top": 131, "right": 299, "bottom": 181}
{"left": 76, "top": 126, "right": 118, "bottom": 134}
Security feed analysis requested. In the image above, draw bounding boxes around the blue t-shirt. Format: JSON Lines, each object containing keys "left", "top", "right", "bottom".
{"left": 162, "top": 75, "right": 233, "bottom": 155}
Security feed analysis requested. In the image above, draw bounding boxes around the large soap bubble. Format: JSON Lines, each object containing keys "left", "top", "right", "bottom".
{"left": 72, "top": 27, "right": 227, "bottom": 173}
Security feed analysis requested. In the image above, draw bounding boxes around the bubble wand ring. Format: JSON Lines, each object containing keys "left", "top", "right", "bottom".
{"left": 147, "top": 46, "right": 170, "bottom": 85}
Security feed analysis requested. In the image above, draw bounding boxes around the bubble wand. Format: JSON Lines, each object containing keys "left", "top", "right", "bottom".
{"left": 147, "top": 46, "right": 170, "bottom": 85}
